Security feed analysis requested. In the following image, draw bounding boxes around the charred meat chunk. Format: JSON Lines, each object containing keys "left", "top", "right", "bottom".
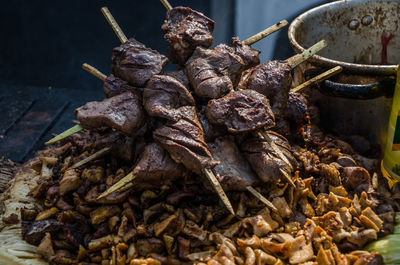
{"left": 111, "top": 38, "right": 168, "bottom": 86}
{"left": 285, "top": 92, "right": 308, "bottom": 126}
{"left": 144, "top": 75, "right": 195, "bottom": 122}
{"left": 132, "top": 143, "right": 189, "bottom": 189}
{"left": 198, "top": 106, "right": 227, "bottom": 142}
{"left": 240, "top": 132, "right": 293, "bottom": 183}
{"left": 206, "top": 90, "right": 275, "bottom": 133}
{"left": 161, "top": 6, "right": 215, "bottom": 65}
{"left": 231, "top": 37, "right": 260, "bottom": 69}
{"left": 103, "top": 74, "right": 141, "bottom": 98}
{"left": 75, "top": 91, "right": 144, "bottom": 135}
{"left": 208, "top": 136, "right": 258, "bottom": 191}
{"left": 153, "top": 106, "right": 218, "bottom": 176}
{"left": 185, "top": 46, "right": 238, "bottom": 99}
{"left": 93, "top": 131, "right": 136, "bottom": 161}
{"left": 239, "top": 60, "right": 292, "bottom": 117}
{"left": 185, "top": 41, "right": 259, "bottom": 99}
{"left": 164, "top": 70, "right": 190, "bottom": 89}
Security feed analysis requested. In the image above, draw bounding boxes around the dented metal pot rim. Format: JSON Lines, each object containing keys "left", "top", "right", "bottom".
{"left": 288, "top": 0, "right": 398, "bottom": 76}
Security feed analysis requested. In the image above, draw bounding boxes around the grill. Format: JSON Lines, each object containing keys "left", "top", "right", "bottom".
{"left": 0, "top": 84, "right": 102, "bottom": 162}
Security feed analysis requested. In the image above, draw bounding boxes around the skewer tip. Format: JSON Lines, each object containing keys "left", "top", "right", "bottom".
{"left": 160, "top": 0, "right": 173, "bottom": 11}
{"left": 204, "top": 168, "right": 235, "bottom": 215}
{"left": 45, "top": 124, "right": 84, "bottom": 146}
{"left": 101, "top": 6, "right": 128, "bottom": 44}
{"left": 98, "top": 172, "right": 136, "bottom": 199}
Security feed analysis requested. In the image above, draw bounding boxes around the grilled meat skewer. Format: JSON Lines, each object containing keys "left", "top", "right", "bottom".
{"left": 82, "top": 63, "right": 141, "bottom": 98}
{"left": 75, "top": 91, "right": 145, "bottom": 135}
{"left": 238, "top": 40, "right": 327, "bottom": 118}
{"left": 162, "top": 6, "right": 215, "bottom": 65}
{"left": 101, "top": 7, "right": 168, "bottom": 87}
{"left": 185, "top": 21, "right": 287, "bottom": 99}
{"left": 205, "top": 89, "right": 275, "bottom": 133}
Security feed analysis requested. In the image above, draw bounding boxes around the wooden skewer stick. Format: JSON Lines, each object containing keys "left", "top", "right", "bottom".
{"left": 286, "top": 40, "right": 327, "bottom": 69}
{"left": 98, "top": 171, "right": 136, "bottom": 199}
{"left": 279, "top": 168, "right": 295, "bottom": 187}
{"left": 70, "top": 147, "right": 111, "bottom": 170}
{"left": 258, "top": 131, "right": 292, "bottom": 170}
{"left": 204, "top": 168, "right": 235, "bottom": 215}
{"left": 257, "top": 131, "right": 295, "bottom": 187}
{"left": 291, "top": 66, "right": 343, "bottom": 93}
{"left": 242, "top": 20, "right": 288, "bottom": 46}
{"left": 160, "top": 0, "right": 173, "bottom": 11}
{"left": 45, "top": 63, "right": 107, "bottom": 147}
{"left": 246, "top": 186, "right": 277, "bottom": 212}
{"left": 45, "top": 124, "right": 84, "bottom": 146}
{"left": 82, "top": 63, "right": 107, "bottom": 81}
{"left": 101, "top": 7, "right": 128, "bottom": 44}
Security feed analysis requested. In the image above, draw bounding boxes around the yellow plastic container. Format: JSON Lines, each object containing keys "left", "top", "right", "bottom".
{"left": 382, "top": 66, "right": 400, "bottom": 188}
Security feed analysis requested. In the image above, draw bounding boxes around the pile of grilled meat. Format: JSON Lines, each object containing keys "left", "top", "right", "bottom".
{"left": 19, "top": 5, "right": 396, "bottom": 265}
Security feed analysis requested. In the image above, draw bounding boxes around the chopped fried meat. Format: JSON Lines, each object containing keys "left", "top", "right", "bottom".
{"left": 342, "top": 166, "right": 371, "bottom": 192}
{"left": 22, "top": 219, "right": 62, "bottom": 245}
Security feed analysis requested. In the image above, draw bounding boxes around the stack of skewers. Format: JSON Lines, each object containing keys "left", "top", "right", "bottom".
{"left": 15, "top": 1, "right": 396, "bottom": 264}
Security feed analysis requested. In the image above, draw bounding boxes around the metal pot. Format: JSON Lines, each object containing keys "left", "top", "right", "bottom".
{"left": 288, "top": 0, "right": 399, "bottom": 145}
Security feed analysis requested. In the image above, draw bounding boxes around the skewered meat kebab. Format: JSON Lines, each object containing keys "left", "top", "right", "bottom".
{"left": 198, "top": 41, "right": 327, "bottom": 186}
{"left": 46, "top": 7, "right": 167, "bottom": 144}
{"left": 97, "top": 74, "right": 234, "bottom": 214}
{"left": 185, "top": 21, "right": 288, "bottom": 99}
{"left": 161, "top": 5, "right": 215, "bottom": 66}
{"left": 238, "top": 39, "right": 327, "bottom": 118}
{"left": 100, "top": 7, "right": 168, "bottom": 87}
{"left": 82, "top": 63, "right": 141, "bottom": 98}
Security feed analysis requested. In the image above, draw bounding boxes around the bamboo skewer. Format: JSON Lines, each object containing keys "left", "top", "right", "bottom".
{"left": 257, "top": 133, "right": 295, "bottom": 187}
{"left": 204, "top": 168, "right": 235, "bottom": 215}
{"left": 70, "top": 147, "right": 111, "bottom": 170}
{"left": 82, "top": 63, "right": 107, "bottom": 81}
{"left": 291, "top": 66, "right": 343, "bottom": 93}
{"left": 101, "top": 7, "right": 128, "bottom": 44}
{"left": 242, "top": 20, "right": 288, "bottom": 46}
{"left": 246, "top": 186, "right": 277, "bottom": 212}
{"left": 286, "top": 40, "right": 327, "bottom": 69}
{"left": 160, "top": 0, "right": 173, "bottom": 11}
{"left": 98, "top": 172, "right": 136, "bottom": 199}
{"left": 45, "top": 124, "right": 84, "bottom": 146}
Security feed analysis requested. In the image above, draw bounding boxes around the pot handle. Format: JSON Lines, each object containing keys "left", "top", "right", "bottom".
{"left": 304, "top": 69, "right": 396, "bottom": 99}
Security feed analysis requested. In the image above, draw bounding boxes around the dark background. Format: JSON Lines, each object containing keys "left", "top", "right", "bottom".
{"left": 0, "top": 0, "right": 329, "bottom": 161}
{"left": 0, "top": 0, "right": 215, "bottom": 90}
